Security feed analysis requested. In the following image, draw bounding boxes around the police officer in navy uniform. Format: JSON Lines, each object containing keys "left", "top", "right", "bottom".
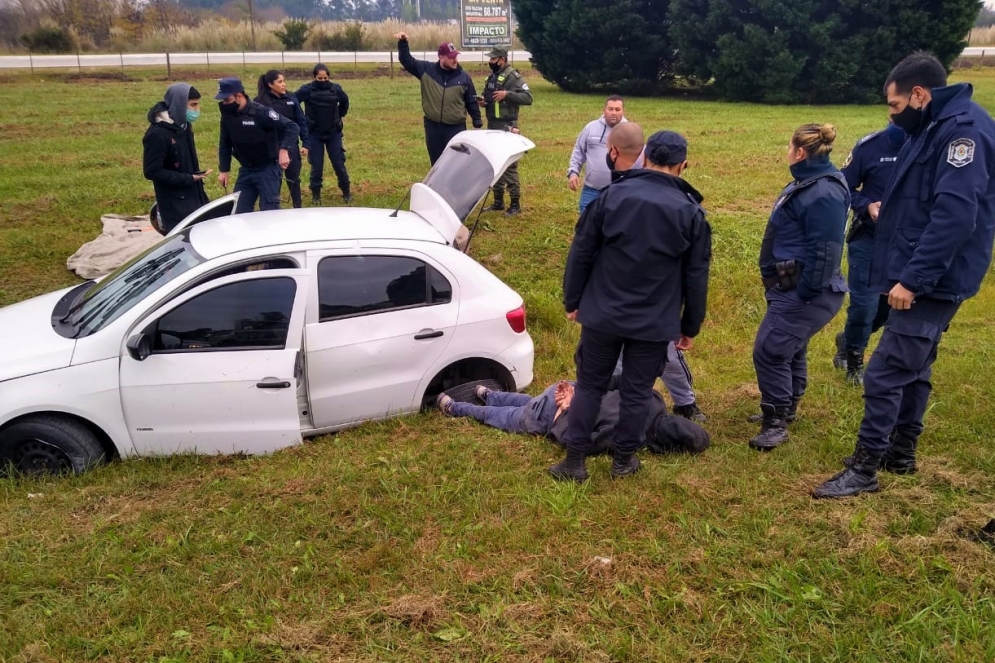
{"left": 749, "top": 124, "right": 849, "bottom": 451}
{"left": 813, "top": 52, "right": 995, "bottom": 498}
{"left": 479, "top": 46, "right": 533, "bottom": 216}
{"left": 831, "top": 122, "right": 906, "bottom": 384}
{"left": 215, "top": 77, "right": 300, "bottom": 215}
{"left": 255, "top": 70, "right": 309, "bottom": 209}
{"left": 551, "top": 128, "right": 712, "bottom": 481}
{"left": 294, "top": 64, "right": 351, "bottom": 205}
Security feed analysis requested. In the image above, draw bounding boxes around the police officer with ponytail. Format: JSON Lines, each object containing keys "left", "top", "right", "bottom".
{"left": 295, "top": 64, "right": 351, "bottom": 204}
{"left": 255, "top": 70, "right": 309, "bottom": 208}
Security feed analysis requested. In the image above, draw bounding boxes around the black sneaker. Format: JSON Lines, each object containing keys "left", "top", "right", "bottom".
{"left": 342, "top": 193, "right": 352, "bottom": 203}
{"left": 504, "top": 204, "right": 521, "bottom": 217}
{"left": 483, "top": 202, "right": 505, "bottom": 212}
{"left": 673, "top": 402, "right": 706, "bottom": 422}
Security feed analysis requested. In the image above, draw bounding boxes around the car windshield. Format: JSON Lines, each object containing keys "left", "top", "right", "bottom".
{"left": 422, "top": 142, "right": 496, "bottom": 221}
{"left": 67, "top": 231, "right": 206, "bottom": 338}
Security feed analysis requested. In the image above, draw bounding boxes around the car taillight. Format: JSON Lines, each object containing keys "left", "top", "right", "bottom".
{"left": 506, "top": 305, "right": 526, "bottom": 333}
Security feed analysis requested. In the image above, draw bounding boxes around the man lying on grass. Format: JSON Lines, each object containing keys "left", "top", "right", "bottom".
{"left": 438, "top": 380, "right": 710, "bottom": 457}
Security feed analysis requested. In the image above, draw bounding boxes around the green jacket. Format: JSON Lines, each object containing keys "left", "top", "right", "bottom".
{"left": 398, "top": 39, "right": 483, "bottom": 127}
{"left": 483, "top": 65, "right": 533, "bottom": 129}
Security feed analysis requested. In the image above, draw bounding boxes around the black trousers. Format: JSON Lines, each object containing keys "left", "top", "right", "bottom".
{"left": 308, "top": 131, "right": 349, "bottom": 193}
{"left": 424, "top": 118, "right": 466, "bottom": 165}
{"left": 281, "top": 147, "right": 302, "bottom": 208}
{"left": 561, "top": 327, "right": 669, "bottom": 455}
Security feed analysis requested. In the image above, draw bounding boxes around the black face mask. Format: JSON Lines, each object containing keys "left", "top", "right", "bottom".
{"left": 219, "top": 100, "right": 239, "bottom": 116}
{"left": 488, "top": 62, "right": 502, "bottom": 74}
{"left": 891, "top": 94, "right": 925, "bottom": 134}
{"left": 313, "top": 80, "right": 332, "bottom": 90}
{"left": 605, "top": 149, "right": 617, "bottom": 173}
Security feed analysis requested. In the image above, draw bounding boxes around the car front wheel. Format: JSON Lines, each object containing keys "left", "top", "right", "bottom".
{"left": 0, "top": 416, "right": 106, "bottom": 477}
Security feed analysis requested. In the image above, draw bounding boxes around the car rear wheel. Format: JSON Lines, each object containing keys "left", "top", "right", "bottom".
{"left": 0, "top": 416, "right": 106, "bottom": 477}
{"left": 442, "top": 378, "right": 505, "bottom": 404}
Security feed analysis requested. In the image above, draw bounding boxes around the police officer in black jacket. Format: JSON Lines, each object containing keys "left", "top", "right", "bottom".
{"left": 552, "top": 128, "right": 712, "bottom": 482}
{"left": 142, "top": 82, "right": 210, "bottom": 232}
{"left": 294, "top": 64, "right": 351, "bottom": 204}
{"left": 215, "top": 77, "right": 300, "bottom": 215}
{"left": 255, "top": 70, "right": 309, "bottom": 209}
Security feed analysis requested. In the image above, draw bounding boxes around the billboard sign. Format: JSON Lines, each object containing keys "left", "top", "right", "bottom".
{"left": 460, "top": 0, "right": 512, "bottom": 49}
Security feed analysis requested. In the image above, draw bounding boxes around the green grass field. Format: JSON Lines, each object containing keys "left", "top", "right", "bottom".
{"left": 2, "top": 63, "right": 995, "bottom": 662}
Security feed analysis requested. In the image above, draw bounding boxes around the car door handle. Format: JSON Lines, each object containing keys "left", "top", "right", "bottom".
{"left": 413, "top": 329, "right": 444, "bottom": 340}
{"left": 256, "top": 380, "right": 292, "bottom": 389}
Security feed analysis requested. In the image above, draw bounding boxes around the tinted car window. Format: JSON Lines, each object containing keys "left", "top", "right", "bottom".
{"left": 154, "top": 278, "right": 296, "bottom": 351}
{"left": 318, "top": 256, "right": 452, "bottom": 321}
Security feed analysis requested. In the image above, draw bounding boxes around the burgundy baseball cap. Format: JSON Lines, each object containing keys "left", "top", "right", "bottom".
{"left": 438, "top": 42, "right": 460, "bottom": 57}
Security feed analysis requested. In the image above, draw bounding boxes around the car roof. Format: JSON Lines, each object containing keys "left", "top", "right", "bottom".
{"left": 188, "top": 208, "right": 448, "bottom": 259}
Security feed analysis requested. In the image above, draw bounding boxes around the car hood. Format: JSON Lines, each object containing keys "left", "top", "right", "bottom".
{"left": 413, "top": 130, "right": 535, "bottom": 243}
{"left": 0, "top": 287, "right": 78, "bottom": 383}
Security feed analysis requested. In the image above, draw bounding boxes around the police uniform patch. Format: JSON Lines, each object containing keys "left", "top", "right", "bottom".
{"left": 947, "top": 138, "right": 975, "bottom": 168}
{"left": 841, "top": 151, "right": 853, "bottom": 169}
{"left": 521, "top": 83, "right": 530, "bottom": 91}
{"left": 268, "top": 109, "right": 280, "bottom": 121}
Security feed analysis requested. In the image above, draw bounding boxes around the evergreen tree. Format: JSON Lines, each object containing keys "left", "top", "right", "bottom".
{"left": 670, "top": 0, "right": 981, "bottom": 103}
{"left": 513, "top": 0, "right": 676, "bottom": 94}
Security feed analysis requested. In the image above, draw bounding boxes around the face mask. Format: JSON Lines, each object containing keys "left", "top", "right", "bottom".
{"left": 885, "top": 121, "right": 906, "bottom": 145}
{"left": 185, "top": 108, "right": 200, "bottom": 123}
{"left": 314, "top": 80, "right": 331, "bottom": 90}
{"left": 891, "top": 94, "right": 924, "bottom": 134}
{"left": 605, "top": 149, "right": 617, "bottom": 173}
{"left": 219, "top": 101, "right": 239, "bottom": 116}
{"left": 489, "top": 62, "right": 502, "bottom": 74}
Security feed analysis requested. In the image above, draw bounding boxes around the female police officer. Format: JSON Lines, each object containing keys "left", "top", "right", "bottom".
{"left": 255, "top": 70, "right": 309, "bottom": 209}
{"left": 749, "top": 124, "right": 849, "bottom": 450}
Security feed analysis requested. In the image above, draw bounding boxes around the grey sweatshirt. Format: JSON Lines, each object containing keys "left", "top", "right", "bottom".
{"left": 567, "top": 116, "right": 627, "bottom": 191}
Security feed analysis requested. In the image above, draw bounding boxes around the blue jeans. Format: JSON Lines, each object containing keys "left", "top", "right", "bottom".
{"left": 234, "top": 163, "right": 282, "bottom": 214}
{"left": 450, "top": 383, "right": 559, "bottom": 435}
{"left": 579, "top": 185, "right": 603, "bottom": 213}
{"left": 843, "top": 235, "right": 888, "bottom": 352}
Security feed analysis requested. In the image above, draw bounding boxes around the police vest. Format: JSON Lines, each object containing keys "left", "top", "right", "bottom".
{"left": 306, "top": 87, "right": 341, "bottom": 135}
{"left": 222, "top": 106, "right": 279, "bottom": 169}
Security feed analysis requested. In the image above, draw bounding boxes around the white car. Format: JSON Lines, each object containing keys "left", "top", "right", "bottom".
{"left": 0, "top": 131, "right": 535, "bottom": 475}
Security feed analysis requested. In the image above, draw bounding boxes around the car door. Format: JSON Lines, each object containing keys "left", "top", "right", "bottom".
{"left": 304, "top": 250, "right": 459, "bottom": 428}
{"left": 166, "top": 192, "right": 240, "bottom": 237}
{"left": 118, "top": 269, "right": 308, "bottom": 457}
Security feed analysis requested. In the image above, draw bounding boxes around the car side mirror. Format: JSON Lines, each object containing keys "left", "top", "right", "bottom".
{"left": 126, "top": 333, "right": 152, "bottom": 361}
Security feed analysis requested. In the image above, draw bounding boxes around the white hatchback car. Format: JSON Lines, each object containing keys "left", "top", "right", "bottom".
{"left": 0, "top": 131, "right": 535, "bottom": 475}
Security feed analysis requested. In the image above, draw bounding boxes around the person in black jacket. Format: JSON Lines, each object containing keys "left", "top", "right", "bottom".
{"left": 215, "top": 77, "right": 299, "bottom": 215}
{"left": 294, "top": 64, "right": 351, "bottom": 204}
{"left": 395, "top": 32, "right": 482, "bottom": 165}
{"left": 749, "top": 124, "right": 849, "bottom": 451}
{"left": 552, "top": 128, "right": 712, "bottom": 482}
{"left": 437, "top": 381, "right": 710, "bottom": 455}
{"left": 142, "top": 82, "right": 210, "bottom": 233}
{"left": 255, "top": 70, "right": 309, "bottom": 209}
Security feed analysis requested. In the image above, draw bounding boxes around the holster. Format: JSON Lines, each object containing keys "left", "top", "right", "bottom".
{"left": 764, "top": 260, "right": 800, "bottom": 291}
{"left": 846, "top": 215, "right": 869, "bottom": 244}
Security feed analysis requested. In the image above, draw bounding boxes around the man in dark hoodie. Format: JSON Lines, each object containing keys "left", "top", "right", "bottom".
{"left": 437, "top": 381, "right": 710, "bottom": 456}
{"left": 142, "top": 82, "right": 210, "bottom": 233}
{"left": 552, "top": 128, "right": 712, "bottom": 482}
{"left": 395, "top": 32, "right": 482, "bottom": 165}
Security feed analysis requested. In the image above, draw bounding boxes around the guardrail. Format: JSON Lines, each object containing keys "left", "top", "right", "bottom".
{"left": 0, "top": 50, "right": 534, "bottom": 71}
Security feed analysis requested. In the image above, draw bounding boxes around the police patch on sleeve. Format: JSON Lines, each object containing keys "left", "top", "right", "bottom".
{"left": 947, "top": 138, "right": 975, "bottom": 168}
{"left": 521, "top": 83, "right": 530, "bottom": 91}
{"left": 841, "top": 151, "right": 853, "bottom": 169}
{"left": 268, "top": 109, "right": 280, "bottom": 121}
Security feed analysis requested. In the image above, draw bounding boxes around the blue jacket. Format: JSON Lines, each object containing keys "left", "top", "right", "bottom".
{"left": 563, "top": 169, "right": 712, "bottom": 342}
{"left": 841, "top": 126, "right": 904, "bottom": 237}
{"left": 759, "top": 156, "right": 849, "bottom": 301}
{"left": 871, "top": 83, "right": 995, "bottom": 301}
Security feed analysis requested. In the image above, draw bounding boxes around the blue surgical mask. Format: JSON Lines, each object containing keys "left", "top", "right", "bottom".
{"left": 186, "top": 108, "right": 201, "bottom": 123}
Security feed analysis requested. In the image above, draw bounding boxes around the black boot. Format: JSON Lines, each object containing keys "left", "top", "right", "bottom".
{"left": 610, "top": 451, "right": 641, "bottom": 478}
{"left": 832, "top": 331, "right": 846, "bottom": 370}
{"left": 747, "top": 396, "right": 799, "bottom": 424}
{"left": 812, "top": 445, "right": 881, "bottom": 498}
{"left": 881, "top": 429, "right": 918, "bottom": 474}
{"left": 341, "top": 184, "right": 352, "bottom": 204}
{"left": 845, "top": 351, "right": 864, "bottom": 386}
{"left": 749, "top": 403, "right": 790, "bottom": 451}
{"left": 548, "top": 449, "right": 589, "bottom": 482}
{"left": 505, "top": 199, "right": 521, "bottom": 216}
{"left": 483, "top": 197, "right": 505, "bottom": 212}
{"left": 310, "top": 188, "right": 322, "bottom": 205}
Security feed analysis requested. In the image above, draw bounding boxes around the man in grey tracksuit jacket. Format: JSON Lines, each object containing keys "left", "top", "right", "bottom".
{"left": 567, "top": 96, "right": 627, "bottom": 212}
